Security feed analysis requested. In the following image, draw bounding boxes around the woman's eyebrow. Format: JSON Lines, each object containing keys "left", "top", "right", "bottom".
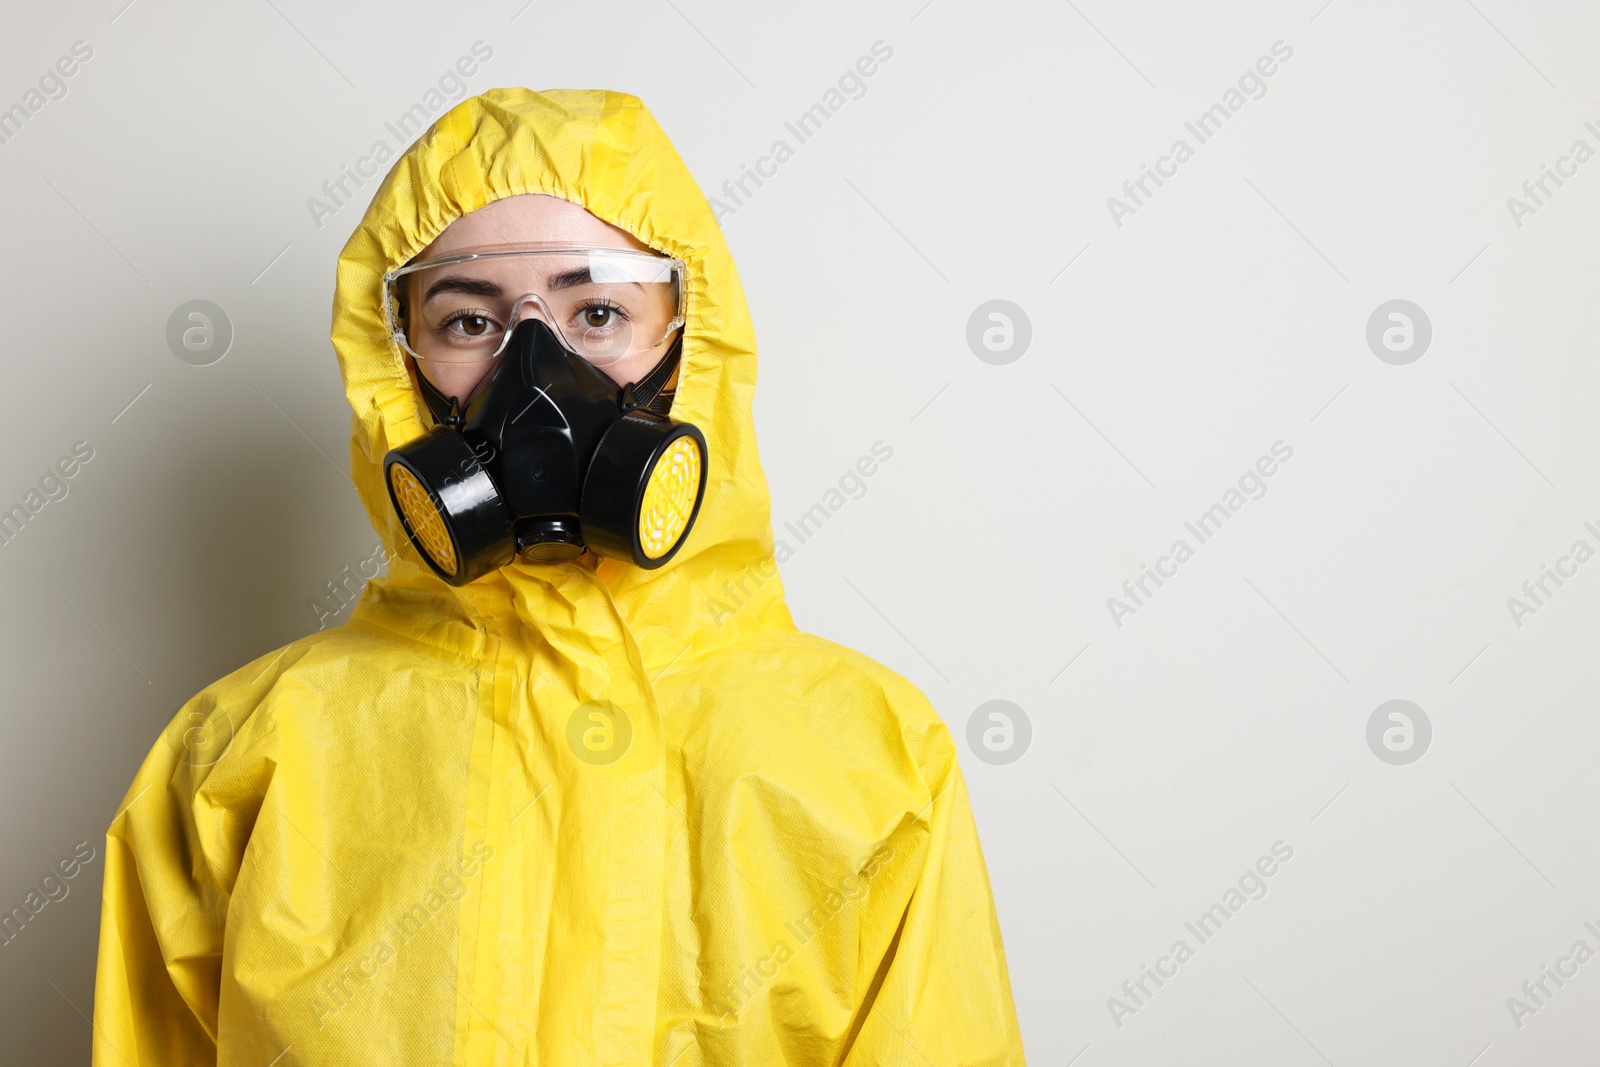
{"left": 422, "top": 276, "right": 504, "bottom": 303}
{"left": 546, "top": 266, "right": 594, "bottom": 290}
{"left": 420, "top": 267, "right": 643, "bottom": 303}
{"left": 547, "top": 266, "right": 644, "bottom": 291}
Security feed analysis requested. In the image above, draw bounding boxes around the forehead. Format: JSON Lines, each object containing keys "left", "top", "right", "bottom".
{"left": 416, "top": 193, "right": 651, "bottom": 261}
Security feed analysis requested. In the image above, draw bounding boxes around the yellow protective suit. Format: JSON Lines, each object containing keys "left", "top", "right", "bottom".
{"left": 92, "top": 87, "right": 1025, "bottom": 1066}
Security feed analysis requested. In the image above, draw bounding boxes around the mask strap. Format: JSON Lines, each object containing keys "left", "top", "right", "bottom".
{"left": 414, "top": 365, "right": 465, "bottom": 431}
{"left": 620, "top": 331, "right": 684, "bottom": 415}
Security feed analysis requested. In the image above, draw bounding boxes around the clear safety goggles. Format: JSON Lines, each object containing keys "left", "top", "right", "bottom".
{"left": 384, "top": 247, "right": 686, "bottom": 367}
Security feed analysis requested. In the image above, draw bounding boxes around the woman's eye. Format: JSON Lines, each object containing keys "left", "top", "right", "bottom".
{"left": 580, "top": 306, "right": 615, "bottom": 329}
{"left": 450, "top": 315, "right": 494, "bottom": 337}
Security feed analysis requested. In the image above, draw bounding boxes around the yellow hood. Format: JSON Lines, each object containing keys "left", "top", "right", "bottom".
{"left": 335, "top": 87, "right": 792, "bottom": 666}
{"left": 92, "top": 88, "right": 1026, "bottom": 1066}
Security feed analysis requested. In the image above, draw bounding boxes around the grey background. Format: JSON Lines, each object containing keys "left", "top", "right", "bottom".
{"left": 1, "top": 0, "right": 1596, "bottom": 1063}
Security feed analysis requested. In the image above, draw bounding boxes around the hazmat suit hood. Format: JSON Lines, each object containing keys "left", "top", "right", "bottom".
{"left": 92, "top": 87, "right": 1026, "bottom": 1066}
{"left": 336, "top": 87, "right": 790, "bottom": 665}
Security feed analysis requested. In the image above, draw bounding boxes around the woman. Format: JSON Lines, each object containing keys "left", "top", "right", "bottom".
{"left": 92, "top": 87, "right": 1025, "bottom": 1065}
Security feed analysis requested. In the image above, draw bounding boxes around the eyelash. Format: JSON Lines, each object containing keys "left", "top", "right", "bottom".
{"left": 437, "top": 307, "right": 496, "bottom": 333}
{"left": 577, "top": 298, "right": 630, "bottom": 325}
{"left": 435, "top": 298, "right": 633, "bottom": 333}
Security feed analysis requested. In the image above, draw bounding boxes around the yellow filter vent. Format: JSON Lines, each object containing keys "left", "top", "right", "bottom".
{"left": 639, "top": 435, "right": 701, "bottom": 559}
{"left": 389, "top": 464, "right": 458, "bottom": 576}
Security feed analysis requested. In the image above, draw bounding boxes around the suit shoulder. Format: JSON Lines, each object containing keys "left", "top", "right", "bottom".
{"left": 683, "top": 628, "right": 954, "bottom": 750}
{"left": 184, "top": 625, "right": 395, "bottom": 708}
{"left": 754, "top": 629, "right": 938, "bottom": 708}
{"left": 161, "top": 624, "right": 466, "bottom": 755}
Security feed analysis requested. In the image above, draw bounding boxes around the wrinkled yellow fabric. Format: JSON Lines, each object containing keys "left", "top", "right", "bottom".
{"left": 92, "top": 87, "right": 1026, "bottom": 1066}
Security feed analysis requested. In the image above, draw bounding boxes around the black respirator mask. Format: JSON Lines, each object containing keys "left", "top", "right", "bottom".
{"left": 383, "top": 315, "right": 707, "bottom": 585}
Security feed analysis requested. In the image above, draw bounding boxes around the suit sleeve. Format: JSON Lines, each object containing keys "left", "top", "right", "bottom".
{"left": 845, "top": 732, "right": 1028, "bottom": 1066}
{"left": 92, "top": 702, "right": 258, "bottom": 1067}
